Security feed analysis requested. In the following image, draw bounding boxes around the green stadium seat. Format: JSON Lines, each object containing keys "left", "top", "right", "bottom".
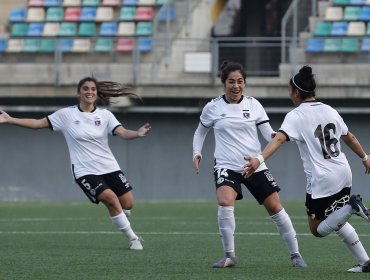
{"left": 324, "top": 38, "right": 341, "bottom": 52}
{"left": 333, "top": 0, "right": 350, "bottom": 5}
{"left": 39, "top": 39, "right": 57, "bottom": 52}
{"left": 156, "top": 0, "right": 168, "bottom": 4}
{"left": 314, "top": 22, "right": 332, "bottom": 36}
{"left": 46, "top": 7, "right": 64, "bottom": 21}
{"left": 94, "top": 38, "right": 113, "bottom": 52}
{"left": 367, "top": 22, "right": 370, "bottom": 35}
{"left": 341, "top": 38, "right": 359, "bottom": 52}
{"left": 59, "top": 22, "right": 77, "bottom": 36}
{"left": 82, "top": 0, "right": 101, "bottom": 5}
{"left": 344, "top": 7, "right": 361, "bottom": 21}
{"left": 23, "top": 39, "right": 40, "bottom": 52}
{"left": 78, "top": 22, "right": 97, "bottom": 36}
{"left": 120, "top": 7, "right": 136, "bottom": 21}
{"left": 11, "top": 23, "right": 28, "bottom": 37}
{"left": 136, "top": 22, "right": 153, "bottom": 36}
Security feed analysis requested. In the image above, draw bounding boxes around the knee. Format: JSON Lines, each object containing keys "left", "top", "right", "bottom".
{"left": 217, "top": 197, "right": 234, "bottom": 207}
{"left": 310, "top": 228, "right": 323, "bottom": 238}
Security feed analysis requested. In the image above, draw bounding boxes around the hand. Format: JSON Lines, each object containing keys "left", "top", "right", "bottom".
{"left": 0, "top": 110, "right": 10, "bottom": 124}
{"left": 242, "top": 156, "right": 260, "bottom": 178}
{"left": 194, "top": 154, "right": 201, "bottom": 174}
{"left": 137, "top": 123, "right": 151, "bottom": 137}
{"left": 363, "top": 157, "right": 370, "bottom": 174}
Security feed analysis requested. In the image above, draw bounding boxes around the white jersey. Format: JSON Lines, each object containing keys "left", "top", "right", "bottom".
{"left": 200, "top": 95, "right": 269, "bottom": 173}
{"left": 279, "top": 101, "right": 351, "bottom": 199}
{"left": 47, "top": 105, "right": 122, "bottom": 179}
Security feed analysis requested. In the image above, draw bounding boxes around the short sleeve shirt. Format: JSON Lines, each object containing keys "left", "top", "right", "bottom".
{"left": 200, "top": 95, "right": 269, "bottom": 173}
{"left": 47, "top": 105, "right": 122, "bottom": 179}
{"left": 279, "top": 101, "right": 352, "bottom": 198}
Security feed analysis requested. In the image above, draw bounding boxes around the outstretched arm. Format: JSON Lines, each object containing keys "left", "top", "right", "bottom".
{"left": 0, "top": 110, "right": 49, "bottom": 129}
{"left": 243, "top": 131, "right": 287, "bottom": 177}
{"left": 342, "top": 132, "right": 370, "bottom": 174}
{"left": 114, "top": 123, "right": 151, "bottom": 140}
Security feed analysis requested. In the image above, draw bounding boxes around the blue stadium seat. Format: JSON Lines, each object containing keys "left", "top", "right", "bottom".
{"left": 361, "top": 38, "right": 370, "bottom": 51}
{"left": 80, "top": 7, "right": 97, "bottom": 21}
{"left": 27, "top": 23, "right": 44, "bottom": 36}
{"left": 359, "top": 6, "right": 370, "bottom": 21}
{"left": 159, "top": 6, "right": 176, "bottom": 21}
{"left": 0, "top": 39, "right": 8, "bottom": 52}
{"left": 138, "top": 37, "right": 153, "bottom": 52}
{"left": 99, "top": 22, "right": 117, "bottom": 36}
{"left": 57, "top": 38, "right": 73, "bottom": 52}
{"left": 350, "top": 0, "right": 366, "bottom": 4}
{"left": 330, "top": 21, "right": 348, "bottom": 36}
{"left": 122, "top": 0, "right": 138, "bottom": 5}
{"left": 306, "top": 38, "right": 324, "bottom": 53}
{"left": 44, "top": 0, "right": 62, "bottom": 6}
{"left": 9, "top": 8, "right": 27, "bottom": 22}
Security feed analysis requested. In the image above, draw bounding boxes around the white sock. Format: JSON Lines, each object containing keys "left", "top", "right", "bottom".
{"left": 218, "top": 206, "right": 235, "bottom": 257}
{"left": 317, "top": 205, "right": 352, "bottom": 236}
{"left": 111, "top": 211, "right": 138, "bottom": 240}
{"left": 271, "top": 208, "right": 299, "bottom": 255}
{"left": 336, "top": 222, "right": 369, "bottom": 265}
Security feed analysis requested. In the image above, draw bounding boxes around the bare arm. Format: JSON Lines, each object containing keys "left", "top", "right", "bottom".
{"left": 0, "top": 110, "right": 49, "bottom": 129}
{"left": 114, "top": 123, "right": 151, "bottom": 140}
{"left": 342, "top": 131, "right": 370, "bottom": 174}
{"left": 243, "top": 131, "right": 287, "bottom": 177}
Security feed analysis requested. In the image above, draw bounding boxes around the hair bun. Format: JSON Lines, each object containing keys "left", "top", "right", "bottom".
{"left": 299, "top": 65, "right": 313, "bottom": 76}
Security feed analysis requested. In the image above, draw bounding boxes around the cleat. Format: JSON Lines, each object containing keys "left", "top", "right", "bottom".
{"left": 349, "top": 194, "right": 370, "bottom": 221}
{"left": 123, "top": 209, "right": 131, "bottom": 218}
{"left": 347, "top": 260, "right": 370, "bottom": 272}
{"left": 290, "top": 253, "right": 307, "bottom": 268}
{"left": 212, "top": 257, "right": 237, "bottom": 268}
{"left": 129, "top": 236, "right": 143, "bottom": 250}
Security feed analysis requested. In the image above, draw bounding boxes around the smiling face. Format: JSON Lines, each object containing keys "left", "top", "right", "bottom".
{"left": 78, "top": 80, "right": 98, "bottom": 109}
{"left": 223, "top": 70, "right": 245, "bottom": 104}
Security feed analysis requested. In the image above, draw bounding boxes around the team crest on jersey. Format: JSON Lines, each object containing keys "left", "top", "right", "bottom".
{"left": 243, "top": 110, "right": 250, "bottom": 119}
{"left": 94, "top": 118, "right": 102, "bottom": 126}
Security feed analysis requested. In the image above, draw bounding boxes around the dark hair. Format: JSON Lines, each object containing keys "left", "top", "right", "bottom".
{"left": 77, "top": 77, "right": 139, "bottom": 106}
{"left": 290, "top": 65, "right": 316, "bottom": 99}
{"left": 219, "top": 61, "right": 247, "bottom": 84}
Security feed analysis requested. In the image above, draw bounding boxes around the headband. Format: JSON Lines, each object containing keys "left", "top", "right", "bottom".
{"left": 292, "top": 74, "right": 314, "bottom": 93}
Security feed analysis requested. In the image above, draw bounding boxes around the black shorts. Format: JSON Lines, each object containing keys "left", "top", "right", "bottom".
{"left": 305, "top": 187, "right": 351, "bottom": 221}
{"left": 213, "top": 168, "right": 280, "bottom": 204}
{"left": 75, "top": 170, "right": 133, "bottom": 204}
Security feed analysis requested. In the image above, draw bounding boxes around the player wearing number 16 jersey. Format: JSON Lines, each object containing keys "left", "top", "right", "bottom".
{"left": 244, "top": 65, "right": 370, "bottom": 272}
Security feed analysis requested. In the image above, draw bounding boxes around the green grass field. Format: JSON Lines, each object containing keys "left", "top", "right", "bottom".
{"left": 1, "top": 201, "right": 370, "bottom": 280}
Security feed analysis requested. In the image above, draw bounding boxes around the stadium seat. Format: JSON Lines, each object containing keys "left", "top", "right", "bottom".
{"left": 71, "top": 38, "right": 91, "bottom": 52}
{"left": 6, "top": 39, "right": 24, "bottom": 52}
{"left": 102, "top": 0, "right": 120, "bottom": 6}
{"left": 78, "top": 22, "right": 97, "bottom": 36}
{"left": 361, "top": 38, "right": 370, "bottom": 51}
{"left": 347, "top": 21, "right": 366, "bottom": 36}
{"left": 82, "top": 0, "right": 100, "bottom": 5}
{"left": 138, "top": 37, "right": 152, "bottom": 52}
{"left": 39, "top": 38, "right": 57, "bottom": 52}
{"left": 366, "top": 0, "right": 370, "bottom": 5}
{"left": 137, "top": 0, "right": 155, "bottom": 5}
{"left": 325, "top": 7, "right": 343, "bottom": 21}
{"left": 359, "top": 6, "right": 370, "bottom": 21}
{"left": 367, "top": 22, "right": 370, "bottom": 35}
{"left": 159, "top": 6, "right": 176, "bottom": 21}
{"left": 11, "top": 23, "right": 28, "bottom": 37}
{"left": 135, "top": 7, "right": 154, "bottom": 21}
{"left": 333, "top": 0, "right": 350, "bottom": 5}
{"left": 122, "top": 0, "right": 138, "bottom": 6}
{"left": 62, "top": 0, "right": 81, "bottom": 6}
{"left": 350, "top": 0, "right": 366, "bottom": 4}
{"left": 99, "top": 22, "right": 118, "bottom": 36}
{"left": 136, "top": 22, "right": 153, "bottom": 36}
{"left": 27, "top": 23, "right": 44, "bottom": 36}
{"left": 306, "top": 38, "right": 324, "bottom": 53}
{"left": 330, "top": 21, "right": 348, "bottom": 36}
{"left": 43, "top": 23, "right": 60, "bottom": 36}
{"left": 57, "top": 39, "right": 73, "bottom": 52}
{"left": 23, "top": 39, "right": 40, "bottom": 52}
{"left": 0, "top": 39, "right": 8, "bottom": 52}
{"left": 80, "top": 7, "right": 97, "bottom": 21}
{"left": 46, "top": 7, "right": 64, "bottom": 21}
{"left": 120, "top": 7, "right": 136, "bottom": 21}
{"left": 26, "top": 8, "right": 46, "bottom": 22}
{"left": 116, "top": 38, "right": 135, "bottom": 52}
{"left": 59, "top": 22, "right": 78, "bottom": 36}
{"left": 28, "top": 0, "right": 44, "bottom": 6}
{"left": 64, "top": 7, "right": 82, "bottom": 21}
{"left": 94, "top": 38, "right": 113, "bottom": 52}
{"left": 95, "top": 7, "right": 114, "bottom": 21}
{"left": 44, "top": 0, "right": 62, "bottom": 6}
{"left": 341, "top": 38, "right": 359, "bottom": 52}
{"left": 117, "top": 22, "right": 135, "bottom": 36}
{"left": 9, "top": 8, "right": 27, "bottom": 23}
{"left": 344, "top": 7, "right": 361, "bottom": 21}
{"left": 323, "top": 38, "right": 341, "bottom": 52}
{"left": 314, "top": 22, "right": 332, "bottom": 36}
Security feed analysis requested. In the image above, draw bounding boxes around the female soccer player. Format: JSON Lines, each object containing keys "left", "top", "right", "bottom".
{"left": 193, "top": 61, "right": 306, "bottom": 268}
{"left": 0, "top": 77, "right": 151, "bottom": 250}
{"left": 244, "top": 65, "right": 370, "bottom": 272}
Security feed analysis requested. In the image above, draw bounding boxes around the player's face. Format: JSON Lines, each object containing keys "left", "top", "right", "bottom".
{"left": 78, "top": 81, "right": 97, "bottom": 106}
{"left": 223, "top": 70, "right": 245, "bottom": 104}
